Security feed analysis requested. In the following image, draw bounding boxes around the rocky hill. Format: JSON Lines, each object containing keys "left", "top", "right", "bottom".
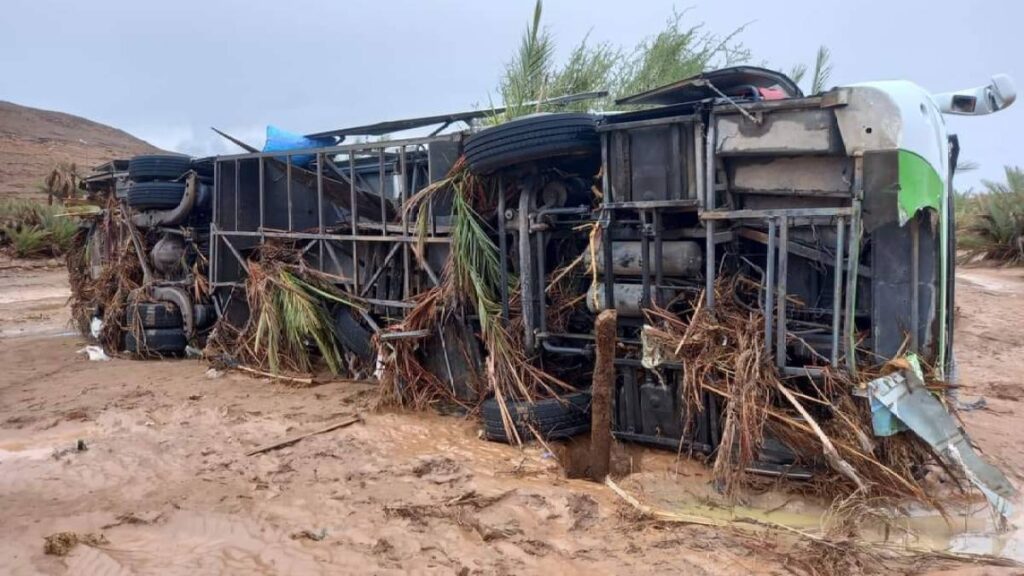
{"left": 0, "top": 100, "right": 163, "bottom": 198}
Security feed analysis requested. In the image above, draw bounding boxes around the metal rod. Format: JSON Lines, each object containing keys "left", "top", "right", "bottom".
{"left": 844, "top": 201, "right": 862, "bottom": 374}
{"left": 286, "top": 155, "right": 293, "bottom": 232}
{"left": 704, "top": 113, "right": 716, "bottom": 310}
{"left": 911, "top": 216, "right": 920, "bottom": 353}
{"left": 233, "top": 159, "right": 240, "bottom": 231}
{"left": 601, "top": 224, "right": 616, "bottom": 312}
{"left": 438, "top": 327, "right": 457, "bottom": 395}
{"left": 694, "top": 122, "right": 705, "bottom": 209}
{"left": 776, "top": 217, "right": 789, "bottom": 368}
{"left": 653, "top": 210, "right": 664, "bottom": 307}
{"left": 378, "top": 148, "right": 387, "bottom": 236}
{"left": 831, "top": 216, "right": 845, "bottom": 366}
{"left": 211, "top": 163, "right": 220, "bottom": 285}
{"left": 221, "top": 236, "right": 250, "bottom": 275}
{"left": 215, "top": 132, "right": 460, "bottom": 161}
{"left": 348, "top": 152, "right": 359, "bottom": 294}
{"left": 537, "top": 227, "right": 547, "bottom": 335}
{"left": 214, "top": 229, "right": 450, "bottom": 243}
{"left": 497, "top": 176, "right": 510, "bottom": 320}
{"left": 702, "top": 207, "right": 854, "bottom": 220}
{"left": 705, "top": 220, "right": 715, "bottom": 310}
{"left": 258, "top": 157, "right": 265, "bottom": 237}
{"left": 764, "top": 218, "right": 776, "bottom": 357}
{"left": 736, "top": 226, "right": 873, "bottom": 278}
{"left": 594, "top": 113, "right": 699, "bottom": 133}
{"left": 324, "top": 240, "right": 344, "bottom": 278}
{"left": 519, "top": 187, "right": 536, "bottom": 353}
{"left": 640, "top": 210, "right": 651, "bottom": 308}
{"left": 359, "top": 242, "right": 401, "bottom": 298}
{"left": 316, "top": 152, "right": 324, "bottom": 274}
{"left": 705, "top": 113, "right": 715, "bottom": 210}
{"left": 399, "top": 146, "right": 410, "bottom": 300}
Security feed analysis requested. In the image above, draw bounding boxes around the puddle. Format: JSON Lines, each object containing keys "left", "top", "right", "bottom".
{"left": 0, "top": 447, "right": 55, "bottom": 462}
{"left": 632, "top": 471, "right": 1024, "bottom": 562}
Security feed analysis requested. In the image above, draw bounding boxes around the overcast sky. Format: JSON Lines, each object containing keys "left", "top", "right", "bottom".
{"left": 2, "top": 0, "right": 1020, "bottom": 189}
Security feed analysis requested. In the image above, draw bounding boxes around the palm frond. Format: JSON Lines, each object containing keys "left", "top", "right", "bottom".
{"left": 959, "top": 165, "right": 1024, "bottom": 264}
{"left": 497, "top": 0, "right": 556, "bottom": 122}
{"left": 810, "top": 45, "right": 833, "bottom": 94}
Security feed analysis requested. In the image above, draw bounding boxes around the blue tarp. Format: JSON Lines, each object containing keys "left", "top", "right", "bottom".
{"left": 262, "top": 125, "right": 332, "bottom": 167}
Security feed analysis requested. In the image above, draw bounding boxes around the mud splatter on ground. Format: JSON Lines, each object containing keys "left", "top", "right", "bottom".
{"left": 1, "top": 266, "right": 1022, "bottom": 574}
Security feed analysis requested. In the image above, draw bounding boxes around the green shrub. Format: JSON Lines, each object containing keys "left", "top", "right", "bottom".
{"left": 0, "top": 199, "right": 81, "bottom": 257}
{"left": 959, "top": 166, "right": 1024, "bottom": 264}
{"left": 3, "top": 225, "right": 51, "bottom": 258}
{"left": 37, "top": 208, "right": 78, "bottom": 254}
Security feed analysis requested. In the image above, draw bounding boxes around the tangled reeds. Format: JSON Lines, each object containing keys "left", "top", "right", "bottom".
{"left": 66, "top": 204, "right": 143, "bottom": 351}
{"left": 378, "top": 158, "right": 574, "bottom": 439}
{"left": 642, "top": 275, "right": 943, "bottom": 506}
{"left": 206, "top": 243, "right": 365, "bottom": 377}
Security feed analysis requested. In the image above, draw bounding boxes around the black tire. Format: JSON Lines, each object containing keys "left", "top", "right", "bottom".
{"left": 123, "top": 328, "right": 187, "bottom": 355}
{"left": 127, "top": 181, "right": 186, "bottom": 210}
{"left": 482, "top": 391, "right": 592, "bottom": 443}
{"left": 464, "top": 113, "right": 600, "bottom": 174}
{"left": 191, "top": 157, "right": 215, "bottom": 179}
{"left": 332, "top": 306, "right": 374, "bottom": 361}
{"left": 127, "top": 302, "right": 182, "bottom": 329}
{"left": 129, "top": 154, "right": 192, "bottom": 182}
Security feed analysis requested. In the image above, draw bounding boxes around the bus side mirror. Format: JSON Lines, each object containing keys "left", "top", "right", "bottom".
{"left": 933, "top": 74, "right": 1016, "bottom": 116}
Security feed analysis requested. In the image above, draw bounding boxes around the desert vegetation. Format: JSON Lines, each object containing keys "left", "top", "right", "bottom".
{"left": 0, "top": 199, "right": 79, "bottom": 258}
{"left": 957, "top": 165, "right": 1024, "bottom": 264}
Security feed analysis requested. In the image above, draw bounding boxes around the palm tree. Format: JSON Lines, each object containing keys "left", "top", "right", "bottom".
{"left": 494, "top": 1, "right": 750, "bottom": 121}
{"left": 960, "top": 166, "right": 1024, "bottom": 263}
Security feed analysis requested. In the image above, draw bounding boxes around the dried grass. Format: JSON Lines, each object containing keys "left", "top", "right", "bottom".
{"left": 642, "top": 275, "right": 943, "bottom": 506}
{"left": 379, "top": 158, "right": 573, "bottom": 440}
{"left": 206, "top": 243, "right": 364, "bottom": 377}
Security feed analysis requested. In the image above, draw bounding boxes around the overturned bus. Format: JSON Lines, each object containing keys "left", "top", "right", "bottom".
{"left": 76, "top": 67, "right": 1016, "bottom": 467}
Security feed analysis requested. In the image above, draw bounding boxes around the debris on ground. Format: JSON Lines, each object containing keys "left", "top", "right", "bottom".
{"left": 51, "top": 439, "right": 88, "bottom": 460}
{"left": 290, "top": 528, "right": 328, "bottom": 541}
{"left": 863, "top": 358, "right": 1017, "bottom": 519}
{"left": 246, "top": 414, "right": 362, "bottom": 456}
{"left": 43, "top": 532, "right": 109, "bottom": 556}
{"left": 76, "top": 345, "right": 109, "bottom": 361}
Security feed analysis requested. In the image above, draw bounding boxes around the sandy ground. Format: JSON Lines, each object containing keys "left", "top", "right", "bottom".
{"left": 1, "top": 260, "right": 1023, "bottom": 575}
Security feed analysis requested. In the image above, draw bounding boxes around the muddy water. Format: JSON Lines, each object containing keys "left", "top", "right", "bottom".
{"left": 4, "top": 266, "right": 1024, "bottom": 574}
{"left": 630, "top": 469, "right": 1024, "bottom": 561}
{"left": 0, "top": 263, "right": 70, "bottom": 338}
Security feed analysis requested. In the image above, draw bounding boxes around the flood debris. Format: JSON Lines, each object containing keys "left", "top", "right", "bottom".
{"left": 51, "top": 439, "right": 88, "bottom": 460}
{"left": 206, "top": 243, "right": 367, "bottom": 378}
{"left": 606, "top": 476, "right": 1023, "bottom": 573}
{"left": 77, "top": 345, "right": 110, "bottom": 361}
{"left": 376, "top": 158, "right": 577, "bottom": 440}
{"left": 61, "top": 61, "right": 1024, "bottom": 570}
{"left": 43, "top": 532, "right": 108, "bottom": 556}
{"left": 246, "top": 414, "right": 362, "bottom": 456}
{"left": 290, "top": 528, "right": 328, "bottom": 542}
{"left": 384, "top": 489, "right": 520, "bottom": 541}
{"left": 639, "top": 275, "right": 984, "bottom": 512}
{"left": 863, "top": 357, "right": 1017, "bottom": 519}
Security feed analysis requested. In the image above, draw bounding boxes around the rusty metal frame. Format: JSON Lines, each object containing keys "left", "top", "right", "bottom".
{"left": 209, "top": 135, "right": 459, "bottom": 324}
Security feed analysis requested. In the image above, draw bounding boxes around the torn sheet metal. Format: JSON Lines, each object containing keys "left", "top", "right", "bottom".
{"left": 865, "top": 362, "right": 1017, "bottom": 518}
